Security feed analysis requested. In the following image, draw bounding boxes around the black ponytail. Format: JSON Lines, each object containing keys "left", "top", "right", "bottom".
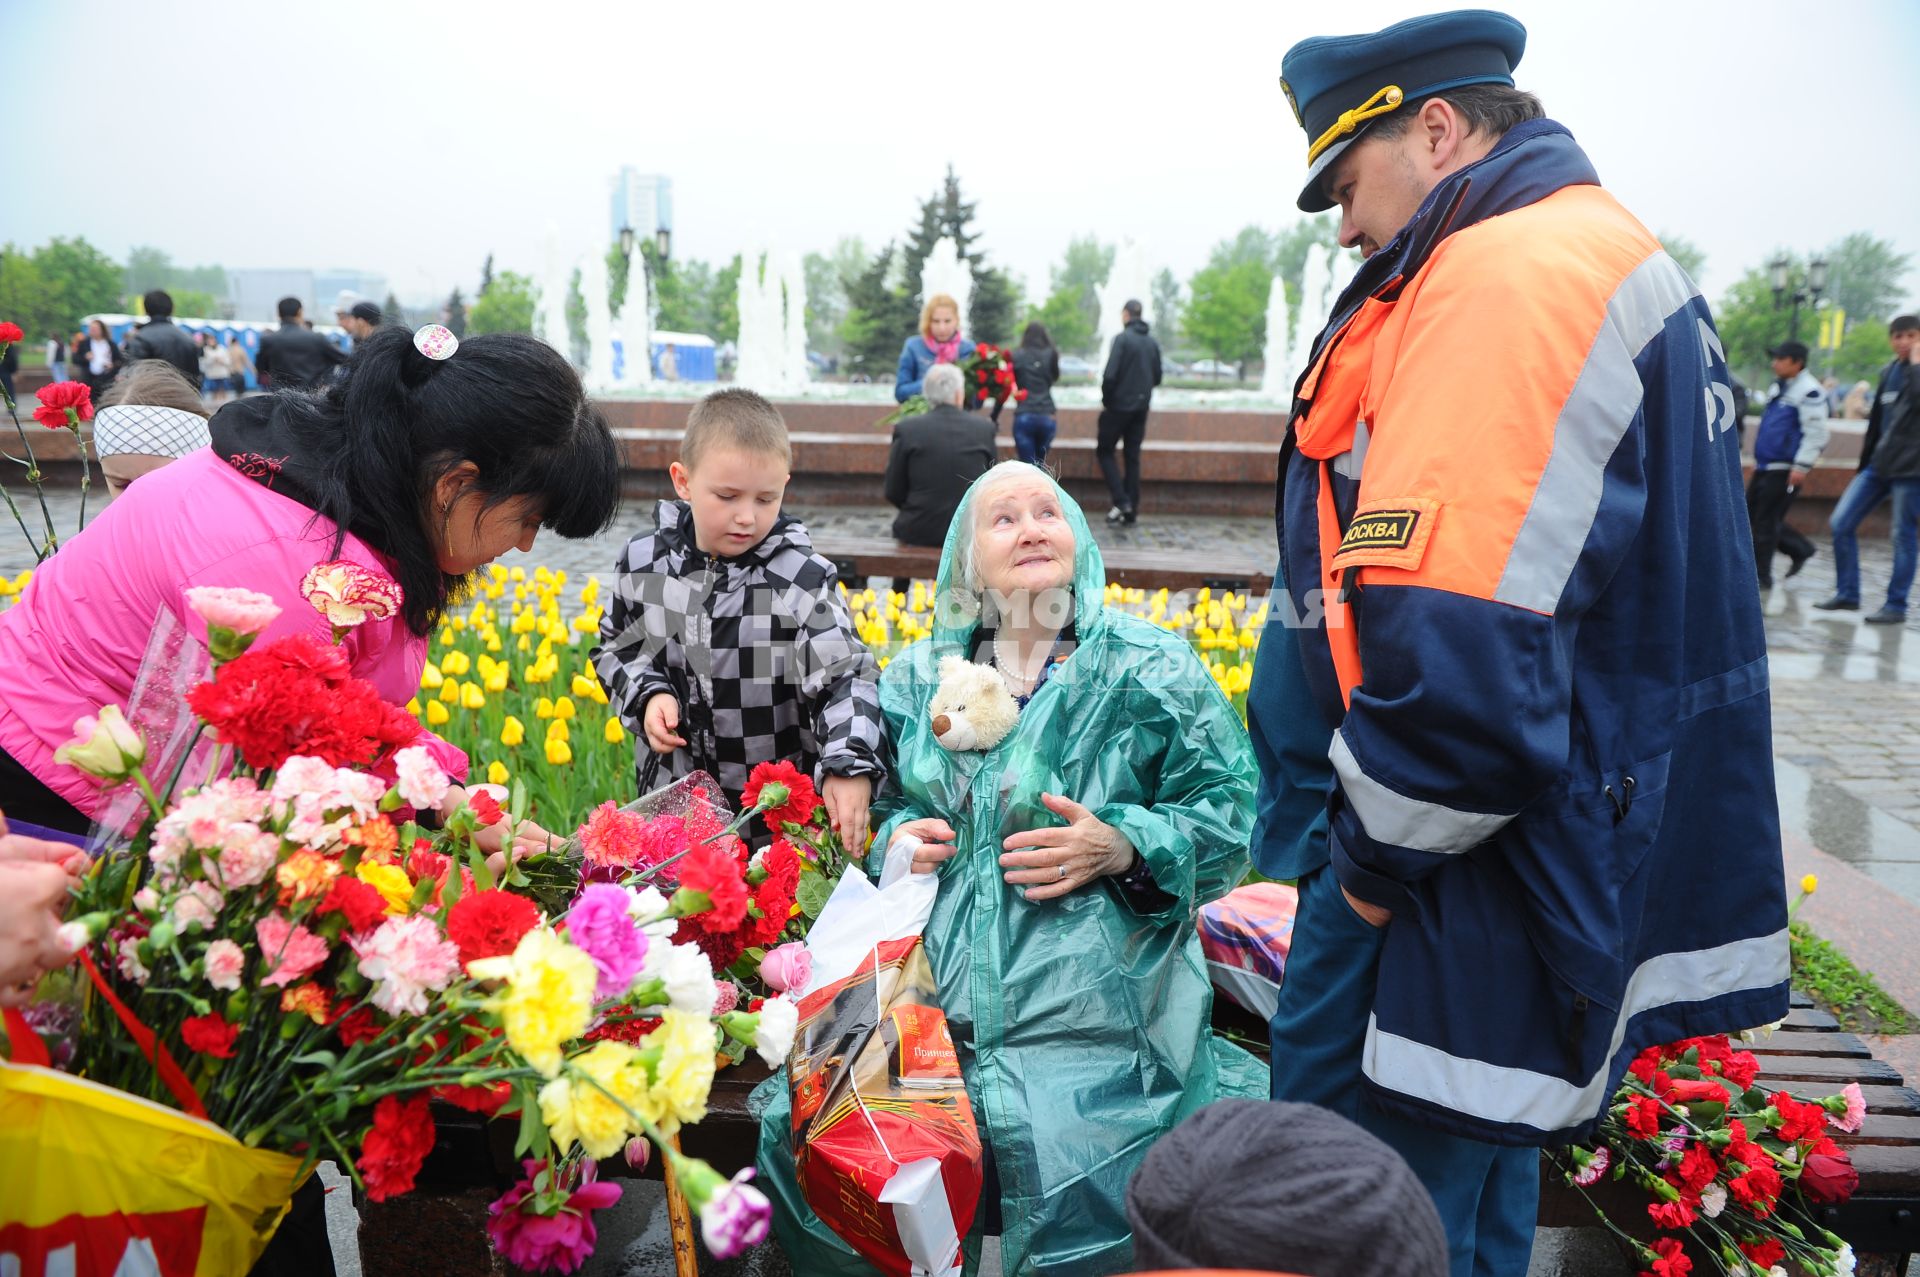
{"left": 274, "top": 328, "right": 620, "bottom": 636}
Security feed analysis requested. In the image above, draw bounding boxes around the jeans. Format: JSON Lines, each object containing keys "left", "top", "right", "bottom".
{"left": 1096, "top": 408, "right": 1149, "bottom": 512}
{"left": 1012, "top": 411, "right": 1056, "bottom": 464}
{"left": 1746, "top": 469, "right": 1814, "bottom": 581}
{"left": 1269, "top": 866, "right": 1539, "bottom": 1277}
{"left": 1830, "top": 466, "right": 1920, "bottom": 611}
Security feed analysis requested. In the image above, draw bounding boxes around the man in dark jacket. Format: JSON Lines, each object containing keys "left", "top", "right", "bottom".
{"left": 883, "top": 363, "right": 997, "bottom": 546}
{"left": 124, "top": 290, "right": 203, "bottom": 389}
{"left": 1097, "top": 300, "right": 1162, "bottom": 525}
{"left": 1818, "top": 314, "right": 1920, "bottom": 622}
{"left": 254, "top": 297, "right": 348, "bottom": 390}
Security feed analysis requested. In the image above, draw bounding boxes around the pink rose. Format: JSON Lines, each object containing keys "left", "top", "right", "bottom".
{"left": 301, "top": 561, "right": 403, "bottom": 636}
{"left": 204, "top": 938, "right": 246, "bottom": 990}
{"left": 759, "top": 942, "right": 812, "bottom": 994}
{"left": 186, "top": 586, "right": 282, "bottom": 637}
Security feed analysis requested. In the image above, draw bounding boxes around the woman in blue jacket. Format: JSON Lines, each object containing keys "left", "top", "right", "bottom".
{"left": 895, "top": 292, "right": 975, "bottom": 402}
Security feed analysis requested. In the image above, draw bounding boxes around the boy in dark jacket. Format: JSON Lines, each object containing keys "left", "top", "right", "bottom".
{"left": 592, "top": 389, "right": 884, "bottom": 846}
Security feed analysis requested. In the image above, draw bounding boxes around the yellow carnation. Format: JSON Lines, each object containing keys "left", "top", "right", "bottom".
{"left": 644, "top": 1010, "right": 717, "bottom": 1133}
{"left": 472, "top": 928, "right": 596, "bottom": 1078}
{"left": 538, "top": 1040, "right": 653, "bottom": 1159}
{"left": 355, "top": 861, "right": 415, "bottom": 915}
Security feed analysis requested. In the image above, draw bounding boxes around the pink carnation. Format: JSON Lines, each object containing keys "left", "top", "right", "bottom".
{"left": 392, "top": 745, "right": 451, "bottom": 812}
{"left": 204, "top": 938, "right": 246, "bottom": 990}
{"left": 567, "top": 883, "right": 649, "bottom": 1001}
{"left": 255, "top": 913, "right": 330, "bottom": 988}
{"left": 351, "top": 914, "right": 461, "bottom": 1016}
{"left": 185, "top": 586, "right": 282, "bottom": 636}
{"left": 487, "top": 1158, "right": 621, "bottom": 1274}
{"left": 216, "top": 823, "right": 281, "bottom": 888}
{"left": 1828, "top": 1081, "right": 1866, "bottom": 1134}
{"left": 301, "top": 560, "right": 402, "bottom": 631}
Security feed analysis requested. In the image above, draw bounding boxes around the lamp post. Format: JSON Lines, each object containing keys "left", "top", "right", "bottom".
{"left": 619, "top": 225, "right": 634, "bottom": 259}
{"left": 655, "top": 227, "right": 671, "bottom": 261}
{"left": 1768, "top": 253, "right": 1829, "bottom": 345}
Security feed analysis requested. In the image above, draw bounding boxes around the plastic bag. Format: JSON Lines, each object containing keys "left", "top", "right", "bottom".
{"left": 0, "top": 1044, "right": 306, "bottom": 1276}
{"left": 1196, "top": 882, "right": 1299, "bottom": 1021}
{"left": 786, "top": 837, "right": 982, "bottom": 1277}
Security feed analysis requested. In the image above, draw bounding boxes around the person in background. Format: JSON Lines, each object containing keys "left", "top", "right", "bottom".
{"left": 1097, "top": 299, "right": 1163, "bottom": 525}
{"left": 1010, "top": 321, "right": 1061, "bottom": 464}
{"left": 75, "top": 319, "right": 123, "bottom": 398}
{"left": 658, "top": 341, "right": 679, "bottom": 381}
{"left": 255, "top": 296, "right": 348, "bottom": 390}
{"left": 340, "top": 300, "right": 383, "bottom": 344}
{"left": 124, "top": 290, "right": 203, "bottom": 389}
{"left": 1127, "top": 1100, "right": 1448, "bottom": 1277}
{"left": 1747, "top": 339, "right": 1830, "bottom": 586}
{"left": 225, "top": 333, "right": 254, "bottom": 394}
{"left": 44, "top": 333, "right": 67, "bottom": 384}
{"left": 1817, "top": 315, "right": 1920, "bottom": 624}
{"left": 198, "top": 332, "right": 234, "bottom": 406}
{"left": 883, "top": 363, "right": 997, "bottom": 546}
{"left": 93, "top": 361, "right": 213, "bottom": 496}
{"left": 332, "top": 290, "right": 363, "bottom": 333}
{"left": 895, "top": 292, "right": 975, "bottom": 403}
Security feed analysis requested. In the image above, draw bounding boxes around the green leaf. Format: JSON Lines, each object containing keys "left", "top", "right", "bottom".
{"left": 290, "top": 1051, "right": 339, "bottom": 1069}
{"left": 440, "top": 859, "right": 464, "bottom": 911}
{"left": 513, "top": 1081, "right": 547, "bottom": 1158}
{"left": 796, "top": 870, "right": 833, "bottom": 919}
{"left": 466, "top": 839, "right": 497, "bottom": 893}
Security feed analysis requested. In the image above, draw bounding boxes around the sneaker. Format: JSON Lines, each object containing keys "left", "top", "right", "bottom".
{"left": 1864, "top": 606, "right": 1909, "bottom": 625}
{"left": 1812, "top": 595, "right": 1860, "bottom": 611}
{"left": 1121, "top": 507, "right": 1138, "bottom": 526}
{"left": 1786, "top": 548, "right": 1815, "bottom": 578}
{"left": 1106, "top": 506, "right": 1125, "bottom": 524}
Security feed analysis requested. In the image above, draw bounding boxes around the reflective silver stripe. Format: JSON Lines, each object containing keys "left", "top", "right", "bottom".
{"left": 1495, "top": 251, "right": 1699, "bottom": 615}
{"left": 1362, "top": 927, "right": 1790, "bottom": 1131}
{"left": 1330, "top": 731, "right": 1511, "bottom": 854}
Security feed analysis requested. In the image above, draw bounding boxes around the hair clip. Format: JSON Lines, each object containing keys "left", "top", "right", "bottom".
{"left": 413, "top": 324, "right": 458, "bottom": 361}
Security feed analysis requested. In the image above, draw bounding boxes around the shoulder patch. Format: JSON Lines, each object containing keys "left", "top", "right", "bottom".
{"left": 1331, "top": 497, "right": 1440, "bottom": 574}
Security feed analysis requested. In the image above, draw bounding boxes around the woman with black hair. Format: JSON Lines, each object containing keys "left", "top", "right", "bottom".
{"left": 0, "top": 327, "right": 621, "bottom": 856}
{"left": 1010, "top": 320, "right": 1061, "bottom": 463}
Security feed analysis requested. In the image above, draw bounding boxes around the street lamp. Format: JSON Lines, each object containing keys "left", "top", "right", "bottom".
{"left": 619, "top": 225, "right": 634, "bottom": 258}
{"left": 1768, "top": 253, "right": 1828, "bottom": 344}
{"left": 655, "top": 228, "right": 671, "bottom": 261}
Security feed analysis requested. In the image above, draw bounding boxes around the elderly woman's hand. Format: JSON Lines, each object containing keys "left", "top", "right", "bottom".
{"left": 892, "top": 818, "right": 960, "bottom": 875}
{"left": 1000, "top": 793, "right": 1134, "bottom": 902}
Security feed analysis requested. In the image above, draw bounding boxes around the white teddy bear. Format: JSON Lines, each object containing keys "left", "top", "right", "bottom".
{"left": 928, "top": 654, "right": 1020, "bottom": 752}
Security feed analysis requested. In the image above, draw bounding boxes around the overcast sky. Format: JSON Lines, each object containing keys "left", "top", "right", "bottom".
{"left": 10, "top": 0, "right": 1918, "bottom": 318}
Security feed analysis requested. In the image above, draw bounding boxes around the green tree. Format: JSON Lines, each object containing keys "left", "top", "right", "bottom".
{"left": 124, "top": 246, "right": 175, "bottom": 299}
{"left": 382, "top": 291, "right": 405, "bottom": 327}
{"left": 1184, "top": 258, "right": 1272, "bottom": 378}
{"left": 1150, "top": 268, "right": 1182, "bottom": 355}
{"left": 1030, "top": 287, "right": 1095, "bottom": 355}
{"left": 1829, "top": 317, "right": 1898, "bottom": 385}
{"left": 1659, "top": 232, "right": 1707, "bottom": 284}
{"left": 900, "top": 165, "right": 1015, "bottom": 341}
{"left": 32, "top": 237, "right": 124, "bottom": 332}
{"left": 969, "top": 265, "right": 1018, "bottom": 345}
{"left": 842, "top": 243, "right": 917, "bottom": 378}
{"left": 0, "top": 248, "right": 54, "bottom": 344}
{"left": 124, "top": 246, "right": 229, "bottom": 314}
{"left": 478, "top": 253, "right": 495, "bottom": 299}
{"left": 565, "top": 270, "right": 587, "bottom": 366}
{"left": 803, "top": 237, "right": 865, "bottom": 358}
{"left": 467, "top": 271, "right": 536, "bottom": 335}
{"left": 607, "top": 242, "right": 633, "bottom": 318}
{"left": 710, "top": 255, "right": 742, "bottom": 344}
{"left": 444, "top": 287, "right": 468, "bottom": 338}
{"left": 166, "top": 288, "right": 221, "bottom": 319}
{"left": 1823, "top": 232, "right": 1911, "bottom": 322}
{"left": 1712, "top": 265, "right": 1786, "bottom": 387}
{"left": 1045, "top": 236, "right": 1114, "bottom": 351}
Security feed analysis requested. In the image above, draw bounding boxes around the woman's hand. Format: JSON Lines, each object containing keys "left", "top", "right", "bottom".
{"left": 891, "top": 818, "right": 959, "bottom": 875}
{"left": 0, "top": 826, "right": 86, "bottom": 1005}
{"left": 1000, "top": 793, "right": 1133, "bottom": 902}
{"left": 478, "top": 812, "right": 557, "bottom": 878}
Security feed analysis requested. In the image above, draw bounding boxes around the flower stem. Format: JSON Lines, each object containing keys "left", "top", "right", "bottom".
{"left": 71, "top": 424, "right": 92, "bottom": 532}
{"left": 131, "top": 768, "right": 167, "bottom": 820}
{"left": 3, "top": 398, "right": 57, "bottom": 561}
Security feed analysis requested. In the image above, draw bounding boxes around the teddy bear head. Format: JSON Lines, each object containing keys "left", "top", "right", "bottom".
{"left": 928, "top": 654, "right": 1020, "bottom": 752}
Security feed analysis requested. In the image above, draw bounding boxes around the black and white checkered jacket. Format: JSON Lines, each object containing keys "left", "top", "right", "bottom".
{"left": 591, "top": 501, "right": 885, "bottom": 806}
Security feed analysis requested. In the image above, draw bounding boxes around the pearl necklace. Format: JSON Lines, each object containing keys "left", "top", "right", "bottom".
{"left": 991, "top": 634, "right": 1042, "bottom": 694}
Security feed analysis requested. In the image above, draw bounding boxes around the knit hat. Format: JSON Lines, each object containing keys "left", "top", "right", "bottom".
{"left": 1125, "top": 1100, "right": 1448, "bottom": 1277}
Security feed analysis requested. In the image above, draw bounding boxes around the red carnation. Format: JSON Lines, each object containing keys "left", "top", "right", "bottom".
{"left": 1771, "top": 1091, "right": 1827, "bottom": 1143}
{"left": 335, "top": 1005, "right": 385, "bottom": 1047}
{"left": 445, "top": 889, "right": 540, "bottom": 966}
{"left": 181, "top": 1012, "right": 241, "bottom": 1059}
{"left": 469, "top": 789, "right": 504, "bottom": 827}
{"left": 1647, "top": 1198, "right": 1695, "bottom": 1230}
{"left": 742, "top": 760, "right": 819, "bottom": 828}
{"left": 318, "top": 876, "right": 389, "bottom": 934}
{"left": 676, "top": 841, "right": 749, "bottom": 930}
{"left": 585, "top": 1013, "right": 662, "bottom": 1046}
{"left": 1673, "top": 1144, "right": 1719, "bottom": 1193}
{"left": 1624, "top": 1095, "right": 1663, "bottom": 1139}
{"left": 1738, "top": 1238, "right": 1786, "bottom": 1270}
{"left": 0, "top": 322, "right": 23, "bottom": 344}
{"left": 187, "top": 633, "right": 422, "bottom": 772}
{"left": 358, "top": 1093, "right": 436, "bottom": 1202}
{"left": 1728, "top": 1162, "right": 1783, "bottom": 1216}
{"left": 744, "top": 840, "right": 801, "bottom": 949}
{"left": 1719, "top": 1050, "right": 1760, "bottom": 1090}
{"left": 32, "top": 381, "right": 93, "bottom": 429}
{"left": 1646, "top": 1236, "right": 1691, "bottom": 1277}
{"left": 1800, "top": 1149, "right": 1859, "bottom": 1203}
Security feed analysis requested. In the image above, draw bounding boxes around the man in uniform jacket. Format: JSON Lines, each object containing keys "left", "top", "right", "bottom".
{"left": 124, "top": 291, "right": 203, "bottom": 389}
{"left": 254, "top": 297, "right": 348, "bottom": 390}
{"left": 883, "top": 363, "right": 997, "bottom": 546}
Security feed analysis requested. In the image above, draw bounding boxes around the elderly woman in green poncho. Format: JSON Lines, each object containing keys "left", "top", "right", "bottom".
{"left": 755, "top": 462, "right": 1264, "bottom": 1276}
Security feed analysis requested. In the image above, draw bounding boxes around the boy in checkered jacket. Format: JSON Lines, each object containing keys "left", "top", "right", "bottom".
{"left": 591, "top": 389, "right": 885, "bottom": 847}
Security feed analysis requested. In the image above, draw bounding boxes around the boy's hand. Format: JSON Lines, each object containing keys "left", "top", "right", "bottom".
{"left": 821, "top": 774, "right": 872, "bottom": 853}
{"left": 642, "top": 693, "right": 687, "bottom": 754}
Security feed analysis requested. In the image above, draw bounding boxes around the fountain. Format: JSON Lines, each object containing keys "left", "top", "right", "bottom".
{"left": 1093, "top": 238, "right": 1152, "bottom": 379}
{"left": 780, "top": 252, "right": 809, "bottom": 390}
{"left": 917, "top": 237, "right": 973, "bottom": 330}
{"left": 581, "top": 247, "right": 614, "bottom": 392}
{"left": 618, "top": 248, "right": 653, "bottom": 388}
{"left": 1325, "top": 244, "right": 1358, "bottom": 309}
{"left": 1298, "top": 241, "right": 1332, "bottom": 337}
{"left": 537, "top": 223, "right": 569, "bottom": 358}
{"left": 735, "top": 249, "right": 808, "bottom": 396}
{"left": 1259, "top": 275, "right": 1294, "bottom": 400}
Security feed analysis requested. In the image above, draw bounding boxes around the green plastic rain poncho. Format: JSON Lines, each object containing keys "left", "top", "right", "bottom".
{"left": 755, "top": 466, "right": 1265, "bottom": 1276}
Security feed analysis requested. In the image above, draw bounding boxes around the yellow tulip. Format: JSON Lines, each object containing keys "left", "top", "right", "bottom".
{"left": 484, "top": 632, "right": 503, "bottom": 653}
{"left": 484, "top": 668, "right": 508, "bottom": 693}
{"left": 487, "top": 759, "right": 510, "bottom": 786}
{"left": 437, "top": 679, "right": 459, "bottom": 704}
{"left": 426, "top": 700, "right": 450, "bottom": 726}
{"left": 460, "top": 682, "right": 487, "bottom": 711}
{"left": 516, "top": 634, "right": 532, "bottom": 653}
{"left": 546, "top": 719, "right": 570, "bottom": 744}
{"left": 1800, "top": 873, "right": 1819, "bottom": 896}
{"left": 437, "top": 626, "right": 455, "bottom": 647}
{"left": 571, "top": 673, "right": 598, "bottom": 700}
{"left": 452, "top": 616, "right": 468, "bottom": 631}
{"left": 405, "top": 697, "right": 422, "bottom": 716}
{"left": 446, "top": 650, "right": 473, "bottom": 676}
{"left": 546, "top": 738, "right": 573, "bottom": 766}
{"left": 501, "top": 716, "right": 526, "bottom": 746}
{"left": 604, "top": 719, "right": 625, "bottom": 745}
{"left": 554, "top": 697, "right": 576, "bottom": 721}
{"left": 535, "top": 696, "right": 555, "bottom": 719}
{"left": 419, "top": 661, "right": 445, "bottom": 689}
{"left": 510, "top": 566, "right": 526, "bottom": 582}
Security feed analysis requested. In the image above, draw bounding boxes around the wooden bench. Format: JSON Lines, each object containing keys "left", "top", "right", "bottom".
{"left": 812, "top": 535, "right": 1273, "bottom": 595}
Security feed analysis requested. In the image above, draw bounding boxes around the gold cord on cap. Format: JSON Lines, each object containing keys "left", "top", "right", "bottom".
{"left": 1307, "top": 84, "right": 1405, "bottom": 163}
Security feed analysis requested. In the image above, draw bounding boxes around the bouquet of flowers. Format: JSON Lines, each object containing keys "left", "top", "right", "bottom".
{"left": 1552, "top": 1033, "right": 1865, "bottom": 1276}
{"left": 0, "top": 573, "right": 789, "bottom": 1274}
{"left": 878, "top": 341, "right": 1027, "bottom": 428}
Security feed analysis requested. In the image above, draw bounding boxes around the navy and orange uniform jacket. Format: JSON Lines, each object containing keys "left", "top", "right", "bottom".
{"left": 1247, "top": 121, "right": 1790, "bottom": 1146}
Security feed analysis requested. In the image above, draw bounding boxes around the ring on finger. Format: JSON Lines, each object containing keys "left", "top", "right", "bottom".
{"left": 1057, "top": 863, "right": 1068, "bottom": 880}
